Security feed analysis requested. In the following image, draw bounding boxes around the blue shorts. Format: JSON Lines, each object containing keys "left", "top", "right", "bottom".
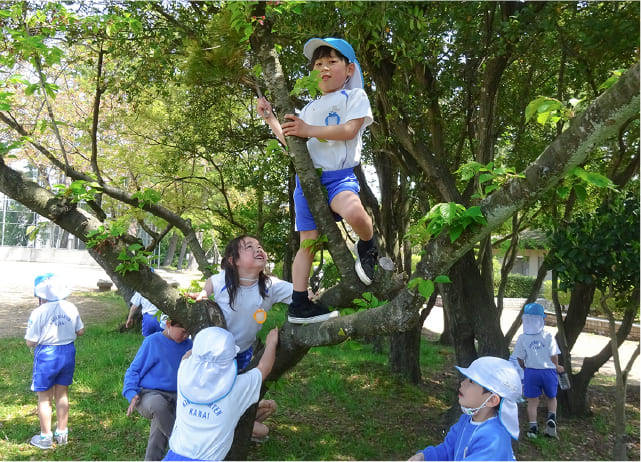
{"left": 523, "top": 368, "right": 558, "bottom": 398}
{"left": 142, "top": 313, "right": 163, "bottom": 337}
{"left": 163, "top": 449, "right": 200, "bottom": 461}
{"left": 294, "top": 168, "right": 360, "bottom": 232}
{"left": 236, "top": 347, "right": 253, "bottom": 371}
{"left": 31, "top": 343, "right": 76, "bottom": 392}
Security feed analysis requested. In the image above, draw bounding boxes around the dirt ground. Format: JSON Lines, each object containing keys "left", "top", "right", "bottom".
{"left": 0, "top": 261, "right": 202, "bottom": 339}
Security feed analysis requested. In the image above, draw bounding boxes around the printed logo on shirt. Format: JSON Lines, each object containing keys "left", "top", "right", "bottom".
{"left": 182, "top": 399, "right": 223, "bottom": 421}
{"left": 528, "top": 340, "right": 545, "bottom": 351}
{"left": 325, "top": 111, "right": 340, "bottom": 126}
{"left": 49, "top": 313, "right": 71, "bottom": 327}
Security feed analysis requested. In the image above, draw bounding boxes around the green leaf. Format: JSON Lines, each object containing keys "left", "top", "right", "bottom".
{"left": 434, "top": 275, "right": 451, "bottom": 284}
{"left": 418, "top": 279, "right": 434, "bottom": 300}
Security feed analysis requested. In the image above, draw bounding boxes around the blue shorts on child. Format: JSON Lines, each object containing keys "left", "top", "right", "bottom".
{"left": 294, "top": 168, "right": 360, "bottom": 232}
{"left": 523, "top": 368, "right": 558, "bottom": 399}
{"left": 31, "top": 343, "right": 76, "bottom": 392}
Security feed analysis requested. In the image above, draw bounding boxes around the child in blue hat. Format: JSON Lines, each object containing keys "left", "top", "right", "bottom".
{"left": 257, "top": 37, "right": 377, "bottom": 324}
{"left": 25, "top": 274, "right": 85, "bottom": 449}
{"left": 514, "top": 302, "right": 565, "bottom": 439}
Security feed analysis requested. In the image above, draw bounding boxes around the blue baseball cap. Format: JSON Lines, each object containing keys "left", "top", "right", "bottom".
{"left": 524, "top": 302, "right": 546, "bottom": 317}
{"left": 303, "top": 37, "right": 364, "bottom": 90}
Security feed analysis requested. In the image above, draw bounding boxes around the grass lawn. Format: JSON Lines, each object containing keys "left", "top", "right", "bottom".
{"left": 0, "top": 291, "right": 638, "bottom": 460}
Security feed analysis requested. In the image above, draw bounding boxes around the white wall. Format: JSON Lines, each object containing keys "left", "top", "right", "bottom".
{"left": 0, "top": 247, "right": 98, "bottom": 266}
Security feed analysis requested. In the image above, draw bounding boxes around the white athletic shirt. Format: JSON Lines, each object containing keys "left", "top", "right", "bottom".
{"left": 514, "top": 330, "right": 561, "bottom": 369}
{"left": 210, "top": 271, "right": 292, "bottom": 352}
{"left": 168, "top": 368, "right": 262, "bottom": 461}
{"left": 300, "top": 87, "right": 373, "bottom": 171}
{"left": 130, "top": 291, "right": 159, "bottom": 316}
{"left": 25, "top": 300, "right": 84, "bottom": 346}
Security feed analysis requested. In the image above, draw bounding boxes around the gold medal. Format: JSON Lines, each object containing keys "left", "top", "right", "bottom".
{"left": 253, "top": 308, "right": 267, "bottom": 324}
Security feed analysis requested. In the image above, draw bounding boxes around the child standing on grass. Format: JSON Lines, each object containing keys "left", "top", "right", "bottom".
{"left": 164, "top": 326, "right": 279, "bottom": 461}
{"left": 257, "top": 36, "right": 378, "bottom": 324}
{"left": 514, "top": 302, "right": 564, "bottom": 439}
{"left": 123, "top": 319, "right": 192, "bottom": 461}
{"left": 408, "top": 356, "right": 522, "bottom": 461}
{"left": 25, "top": 273, "right": 85, "bottom": 449}
{"left": 195, "top": 235, "right": 300, "bottom": 441}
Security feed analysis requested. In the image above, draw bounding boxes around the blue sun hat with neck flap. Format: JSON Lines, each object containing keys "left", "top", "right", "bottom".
{"left": 303, "top": 37, "right": 364, "bottom": 90}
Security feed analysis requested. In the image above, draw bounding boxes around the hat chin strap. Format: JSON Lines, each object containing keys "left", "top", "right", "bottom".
{"left": 460, "top": 393, "right": 495, "bottom": 416}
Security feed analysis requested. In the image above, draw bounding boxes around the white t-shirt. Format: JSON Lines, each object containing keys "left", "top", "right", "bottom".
{"left": 300, "top": 88, "right": 373, "bottom": 171}
{"left": 514, "top": 330, "right": 561, "bottom": 369}
{"left": 210, "top": 272, "right": 292, "bottom": 352}
{"left": 168, "top": 368, "right": 262, "bottom": 461}
{"left": 130, "top": 291, "right": 159, "bottom": 316}
{"left": 25, "top": 300, "right": 84, "bottom": 346}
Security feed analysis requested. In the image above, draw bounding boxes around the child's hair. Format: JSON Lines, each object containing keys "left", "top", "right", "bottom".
{"left": 310, "top": 45, "right": 349, "bottom": 67}
{"left": 166, "top": 318, "right": 184, "bottom": 329}
{"left": 221, "top": 235, "right": 270, "bottom": 309}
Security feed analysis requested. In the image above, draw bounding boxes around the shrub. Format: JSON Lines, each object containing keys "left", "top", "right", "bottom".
{"left": 496, "top": 273, "right": 537, "bottom": 298}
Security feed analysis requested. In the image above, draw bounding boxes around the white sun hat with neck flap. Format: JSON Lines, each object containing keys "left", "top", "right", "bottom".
{"left": 178, "top": 326, "right": 240, "bottom": 405}
{"left": 34, "top": 273, "right": 71, "bottom": 301}
{"left": 303, "top": 37, "right": 364, "bottom": 90}
{"left": 456, "top": 356, "right": 522, "bottom": 440}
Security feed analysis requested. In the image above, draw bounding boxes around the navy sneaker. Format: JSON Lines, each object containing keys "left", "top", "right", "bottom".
{"left": 526, "top": 425, "right": 538, "bottom": 439}
{"left": 354, "top": 241, "right": 378, "bottom": 285}
{"left": 287, "top": 299, "right": 338, "bottom": 324}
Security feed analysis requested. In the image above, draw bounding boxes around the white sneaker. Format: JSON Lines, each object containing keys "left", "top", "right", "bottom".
{"left": 30, "top": 434, "right": 53, "bottom": 449}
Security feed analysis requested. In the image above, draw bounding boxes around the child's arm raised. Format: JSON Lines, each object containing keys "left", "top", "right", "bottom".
{"left": 257, "top": 328, "right": 279, "bottom": 382}
{"left": 257, "top": 97, "right": 287, "bottom": 147}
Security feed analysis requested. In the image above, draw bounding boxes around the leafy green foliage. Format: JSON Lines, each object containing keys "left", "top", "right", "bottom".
{"left": 597, "top": 69, "right": 626, "bottom": 92}
{"left": 456, "top": 161, "right": 525, "bottom": 199}
{"left": 556, "top": 166, "right": 618, "bottom": 201}
{"left": 525, "top": 95, "right": 581, "bottom": 127}
{"left": 131, "top": 188, "right": 161, "bottom": 208}
{"left": 408, "top": 275, "right": 451, "bottom": 300}
{"left": 494, "top": 273, "right": 537, "bottom": 298}
{"left": 86, "top": 221, "right": 128, "bottom": 248}
{"left": 546, "top": 191, "right": 639, "bottom": 305}
{"left": 291, "top": 70, "right": 322, "bottom": 99}
{"left": 53, "top": 180, "right": 103, "bottom": 204}
{"left": 406, "top": 203, "right": 487, "bottom": 246}
{"left": 115, "top": 243, "right": 152, "bottom": 276}
{"left": 301, "top": 234, "right": 328, "bottom": 254}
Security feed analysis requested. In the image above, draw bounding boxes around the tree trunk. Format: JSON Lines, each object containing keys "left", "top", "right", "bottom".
{"left": 176, "top": 238, "right": 188, "bottom": 270}
{"left": 389, "top": 322, "right": 422, "bottom": 384}
{"left": 564, "top": 282, "right": 596, "bottom": 349}
{"left": 163, "top": 230, "right": 178, "bottom": 266}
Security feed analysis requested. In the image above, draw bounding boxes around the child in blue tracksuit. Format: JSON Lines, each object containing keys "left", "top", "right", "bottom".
{"left": 408, "top": 356, "right": 522, "bottom": 461}
{"left": 25, "top": 273, "right": 85, "bottom": 449}
{"left": 514, "top": 302, "right": 564, "bottom": 439}
{"left": 123, "top": 319, "right": 192, "bottom": 460}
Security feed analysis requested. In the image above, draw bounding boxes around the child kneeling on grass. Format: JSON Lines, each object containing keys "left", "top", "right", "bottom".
{"left": 123, "top": 318, "right": 192, "bottom": 461}
{"left": 408, "top": 356, "right": 522, "bottom": 461}
{"left": 164, "top": 326, "right": 278, "bottom": 461}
